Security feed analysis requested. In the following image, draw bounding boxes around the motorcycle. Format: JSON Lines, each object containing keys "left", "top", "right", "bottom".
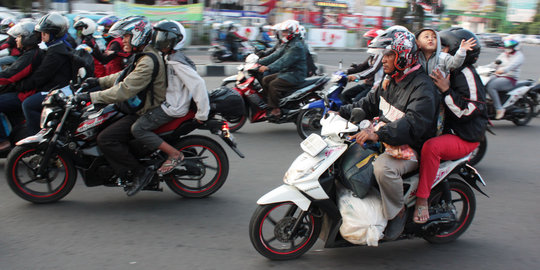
{"left": 249, "top": 107, "right": 488, "bottom": 260}
{"left": 477, "top": 64, "right": 537, "bottom": 125}
{"left": 216, "top": 54, "right": 330, "bottom": 132}
{"left": 209, "top": 40, "right": 264, "bottom": 63}
{"left": 5, "top": 85, "right": 244, "bottom": 203}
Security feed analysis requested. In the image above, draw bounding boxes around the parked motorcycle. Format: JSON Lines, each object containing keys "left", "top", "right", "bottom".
{"left": 477, "top": 64, "right": 536, "bottom": 125}
{"left": 216, "top": 54, "right": 330, "bottom": 132}
{"left": 5, "top": 85, "right": 244, "bottom": 203}
{"left": 249, "top": 108, "right": 488, "bottom": 260}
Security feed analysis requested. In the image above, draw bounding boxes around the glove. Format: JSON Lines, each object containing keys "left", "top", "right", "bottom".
{"left": 73, "top": 93, "right": 91, "bottom": 105}
{"left": 81, "top": 77, "right": 99, "bottom": 92}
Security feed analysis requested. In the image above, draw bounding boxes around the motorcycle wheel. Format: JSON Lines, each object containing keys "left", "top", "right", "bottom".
{"left": 423, "top": 180, "right": 476, "bottom": 244}
{"left": 249, "top": 202, "right": 322, "bottom": 260}
{"left": 210, "top": 52, "right": 223, "bottom": 63}
{"left": 5, "top": 145, "right": 77, "bottom": 203}
{"left": 165, "top": 136, "right": 229, "bottom": 198}
{"left": 467, "top": 136, "right": 487, "bottom": 166}
{"left": 296, "top": 108, "right": 324, "bottom": 140}
{"left": 512, "top": 97, "right": 534, "bottom": 126}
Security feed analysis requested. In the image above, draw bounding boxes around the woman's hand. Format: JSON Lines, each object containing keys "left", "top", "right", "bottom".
{"left": 430, "top": 69, "right": 450, "bottom": 93}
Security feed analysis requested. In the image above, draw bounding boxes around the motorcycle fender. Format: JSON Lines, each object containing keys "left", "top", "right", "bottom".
{"left": 302, "top": 99, "right": 325, "bottom": 110}
{"left": 15, "top": 129, "right": 52, "bottom": 146}
{"left": 460, "top": 164, "right": 489, "bottom": 197}
{"left": 257, "top": 184, "right": 312, "bottom": 211}
{"left": 221, "top": 75, "right": 237, "bottom": 85}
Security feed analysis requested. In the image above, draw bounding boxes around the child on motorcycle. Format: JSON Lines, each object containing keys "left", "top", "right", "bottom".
{"left": 130, "top": 20, "right": 210, "bottom": 177}
{"left": 415, "top": 28, "right": 488, "bottom": 224}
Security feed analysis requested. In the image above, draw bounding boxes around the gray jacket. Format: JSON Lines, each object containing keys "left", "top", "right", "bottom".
{"left": 417, "top": 29, "right": 466, "bottom": 76}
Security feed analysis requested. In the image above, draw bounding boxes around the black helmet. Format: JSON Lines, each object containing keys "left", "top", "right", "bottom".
{"left": 439, "top": 27, "right": 481, "bottom": 65}
{"left": 35, "top": 12, "right": 68, "bottom": 39}
{"left": 108, "top": 16, "right": 152, "bottom": 48}
{"left": 7, "top": 21, "right": 41, "bottom": 48}
{"left": 152, "top": 20, "right": 185, "bottom": 51}
{"left": 369, "top": 26, "right": 417, "bottom": 71}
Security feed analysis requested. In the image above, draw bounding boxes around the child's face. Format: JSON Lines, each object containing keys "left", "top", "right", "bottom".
{"left": 417, "top": 30, "right": 437, "bottom": 52}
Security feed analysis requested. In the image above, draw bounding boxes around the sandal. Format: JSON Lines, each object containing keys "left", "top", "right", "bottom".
{"left": 413, "top": 205, "right": 429, "bottom": 224}
{"left": 157, "top": 157, "right": 183, "bottom": 176}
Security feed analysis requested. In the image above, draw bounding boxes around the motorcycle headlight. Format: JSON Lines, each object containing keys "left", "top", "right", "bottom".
{"left": 40, "top": 107, "right": 55, "bottom": 129}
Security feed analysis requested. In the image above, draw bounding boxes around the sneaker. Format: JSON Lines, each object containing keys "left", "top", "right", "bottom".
{"left": 126, "top": 167, "right": 154, "bottom": 197}
{"left": 495, "top": 108, "right": 505, "bottom": 120}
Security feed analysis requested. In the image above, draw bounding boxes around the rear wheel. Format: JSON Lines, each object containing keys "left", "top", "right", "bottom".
{"left": 165, "top": 136, "right": 229, "bottom": 198}
{"left": 5, "top": 145, "right": 77, "bottom": 203}
{"left": 512, "top": 97, "right": 534, "bottom": 126}
{"left": 467, "top": 136, "right": 487, "bottom": 166}
{"left": 296, "top": 108, "right": 324, "bottom": 139}
{"left": 423, "top": 180, "right": 476, "bottom": 244}
{"left": 249, "top": 202, "right": 322, "bottom": 260}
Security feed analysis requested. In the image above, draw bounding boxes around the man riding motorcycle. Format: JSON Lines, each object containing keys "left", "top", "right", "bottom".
{"left": 75, "top": 16, "right": 167, "bottom": 196}
{"left": 258, "top": 20, "right": 307, "bottom": 118}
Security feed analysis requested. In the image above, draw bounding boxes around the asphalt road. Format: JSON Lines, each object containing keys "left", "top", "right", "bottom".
{"left": 0, "top": 48, "right": 539, "bottom": 270}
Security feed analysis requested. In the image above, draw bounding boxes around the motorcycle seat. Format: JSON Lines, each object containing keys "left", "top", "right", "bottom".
{"left": 279, "top": 76, "right": 330, "bottom": 105}
{"left": 153, "top": 111, "right": 196, "bottom": 135}
{"left": 514, "top": 80, "right": 534, "bottom": 88}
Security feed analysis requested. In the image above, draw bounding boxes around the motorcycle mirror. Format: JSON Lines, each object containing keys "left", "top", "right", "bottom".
{"left": 495, "top": 60, "right": 502, "bottom": 65}
{"left": 350, "top": 108, "right": 366, "bottom": 124}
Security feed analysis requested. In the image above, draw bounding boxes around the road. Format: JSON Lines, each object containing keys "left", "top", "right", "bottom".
{"left": 0, "top": 47, "right": 539, "bottom": 270}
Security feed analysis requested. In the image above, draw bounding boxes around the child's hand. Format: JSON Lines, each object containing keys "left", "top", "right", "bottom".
{"left": 460, "top": 38, "right": 477, "bottom": 51}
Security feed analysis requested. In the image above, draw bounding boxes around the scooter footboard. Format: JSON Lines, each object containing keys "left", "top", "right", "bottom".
{"left": 257, "top": 184, "right": 312, "bottom": 211}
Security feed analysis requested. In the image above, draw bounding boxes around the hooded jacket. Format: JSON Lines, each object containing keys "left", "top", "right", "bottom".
{"left": 341, "top": 66, "right": 439, "bottom": 154}
{"left": 416, "top": 28, "right": 466, "bottom": 76}
{"left": 258, "top": 35, "right": 307, "bottom": 85}
{"left": 0, "top": 46, "right": 43, "bottom": 101}
{"left": 91, "top": 45, "right": 167, "bottom": 116}
{"left": 491, "top": 50, "right": 524, "bottom": 80}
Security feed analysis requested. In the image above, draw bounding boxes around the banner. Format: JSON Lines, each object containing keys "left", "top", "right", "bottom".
{"left": 365, "top": 0, "right": 407, "bottom": 8}
{"left": 308, "top": 29, "right": 347, "bottom": 47}
{"left": 442, "top": 0, "right": 496, "bottom": 13}
{"left": 113, "top": 2, "right": 204, "bottom": 21}
{"left": 507, "top": 0, "right": 538, "bottom": 22}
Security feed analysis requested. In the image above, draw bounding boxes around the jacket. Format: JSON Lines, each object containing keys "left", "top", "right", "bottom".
{"left": 0, "top": 47, "right": 43, "bottom": 101}
{"left": 0, "top": 36, "right": 21, "bottom": 57}
{"left": 347, "top": 53, "right": 383, "bottom": 86}
{"left": 416, "top": 29, "right": 466, "bottom": 76}
{"left": 19, "top": 42, "right": 72, "bottom": 93}
{"left": 492, "top": 50, "right": 524, "bottom": 80}
{"left": 93, "top": 37, "right": 127, "bottom": 76}
{"left": 443, "top": 65, "right": 488, "bottom": 142}
{"left": 341, "top": 66, "right": 439, "bottom": 154}
{"left": 258, "top": 36, "right": 307, "bottom": 85}
{"left": 162, "top": 51, "right": 209, "bottom": 121}
{"left": 91, "top": 45, "right": 167, "bottom": 116}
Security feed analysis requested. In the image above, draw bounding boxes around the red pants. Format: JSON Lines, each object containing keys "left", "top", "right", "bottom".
{"left": 417, "top": 134, "right": 479, "bottom": 199}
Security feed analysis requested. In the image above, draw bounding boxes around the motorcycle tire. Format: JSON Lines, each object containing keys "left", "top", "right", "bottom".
{"left": 225, "top": 114, "right": 247, "bottom": 133}
{"left": 164, "top": 136, "right": 229, "bottom": 198}
{"left": 5, "top": 145, "right": 77, "bottom": 203}
{"left": 423, "top": 179, "right": 476, "bottom": 244}
{"left": 211, "top": 52, "right": 223, "bottom": 63}
{"left": 249, "top": 202, "right": 322, "bottom": 260}
{"left": 512, "top": 97, "right": 534, "bottom": 126}
{"left": 467, "top": 136, "right": 487, "bottom": 166}
{"left": 296, "top": 108, "right": 324, "bottom": 140}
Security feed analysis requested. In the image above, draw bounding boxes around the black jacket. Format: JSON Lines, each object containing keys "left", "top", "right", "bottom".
{"left": 341, "top": 67, "right": 439, "bottom": 153}
{"left": 0, "top": 47, "right": 43, "bottom": 93}
{"left": 346, "top": 54, "right": 383, "bottom": 86}
{"left": 19, "top": 42, "right": 72, "bottom": 92}
{"left": 442, "top": 65, "right": 488, "bottom": 142}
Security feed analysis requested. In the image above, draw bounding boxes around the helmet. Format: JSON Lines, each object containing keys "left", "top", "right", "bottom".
{"left": 369, "top": 26, "right": 417, "bottom": 71}
{"left": 7, "top": 21, "right": 41, "bottom": 47}
{"left": 74, "top": 18, "right": 97, "bottom": 36}
{"left": 0, "top": 17, "right": 17, "bottom": 34}
{"left": 298, "top": 25, "right": 306, "bottom": 39}
{"left": 109, "top": 16, "right": 152, "bottom": 48}
{"left": 503, "top": 35, "right": 520, "bottom": 50}
{"left": 97, "top": 15, "right": 119, "bottom": 28}
{"left": 280, "top": 20, "right": 300, "bottom": 42}
{"left": 363, "top": 28, "right": 384, "bottom": 46}
{"left": 439, "top": 27, "right": 481, "bottom": 65}
{"left": 35, "top": 12, "right": 69, "bottom": 39}
{"left": 152, "top": 20, "right": 186, "bottom": 51}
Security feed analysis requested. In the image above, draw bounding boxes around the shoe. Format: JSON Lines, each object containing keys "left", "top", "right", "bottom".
{"left": 495, "top": 109, "right": 505, "bottom": 120}
{"left": 383, "top": 209, "right": 407, "bottom": 241}
{"left": 126, "top": 167, "right": 154, "bottom": 197}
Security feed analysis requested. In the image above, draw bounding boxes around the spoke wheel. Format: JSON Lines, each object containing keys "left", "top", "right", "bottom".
{"left": 296, "top": 108, "right": 324, "bottom": 139}
{"left": 512, "top": 98, "right": 534, "bottom": 126}
{"left": 165, "top": 136, "right": 229, "bottom": 198}
{"left": 6, "top": 146, "right": 76, "bottom": 203}
{"left": 423, "top": 180, "right": 476, "bottom": 244}
{"left": 249, "top": 202, "right": 321, "bottom": 260}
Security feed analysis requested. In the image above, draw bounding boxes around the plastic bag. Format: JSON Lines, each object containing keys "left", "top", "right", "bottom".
{"left": 338, "top": 187, "right": 387, "bottom": 246}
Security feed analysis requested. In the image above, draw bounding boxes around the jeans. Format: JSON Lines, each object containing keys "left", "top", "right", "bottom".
{"left": 0, "top": 55, "right": 18, "bottom": 72}
{"left": 0, "top": 92, "right": 23, "bottom": 141}
{"left": 486, "top": 76, "right": 515, "bottom": 110}
{"left": 21, "top": 92, "right": 48, "bottom": 135}
{"left": 131, "top": 106, "right": 174, "bottom": 150}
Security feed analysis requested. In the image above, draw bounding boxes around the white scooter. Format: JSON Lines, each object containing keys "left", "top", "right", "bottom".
{"left": 249, "top": 108, "right": 488, "bottom": 260}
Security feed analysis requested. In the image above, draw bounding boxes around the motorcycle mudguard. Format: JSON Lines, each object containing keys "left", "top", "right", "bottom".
{"left": 459, "top": 164, "right": 489, "bottom": 197}
{"left": 221, "top": 75, "right": 237, "bottom": 86}
{"left": 15, "top": 129, "right": 52, "bottom": 146}
{"left": 257, "top": 184, "right": 312, "bottom": 211}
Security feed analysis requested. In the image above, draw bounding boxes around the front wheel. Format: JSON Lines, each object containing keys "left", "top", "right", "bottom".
{"left": 224, "top": 114, "right": 247, "bottom": 133}
{"left": 296, "top": 108, "right": 324, "bottom": 139}
{"left": 165, "top": 136, "right": 229, "bottom": 198}
{"left": 423, "top": 180, "right": 476, "bottom": 244}
{"left": 512, "top": 97, "right": 534, "bottom": 126}
{"left": 5, "top": 145, "right": 77, "bottom": 203}
{"left": 249, "top": 202, "right": 322, "bottom": 260}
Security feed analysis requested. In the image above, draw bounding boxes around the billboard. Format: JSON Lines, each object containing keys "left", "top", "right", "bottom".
{"left": 442, "top": 0, "right": 496, "bottom": 13}
{"left": 114, "top": 2, "right": 204, "bottom": 21}
{"left": 365, "top": 0, "right": 407, "bottom": 8}
{"left": 507, "top": 0, "right": 538, "bottom": 23}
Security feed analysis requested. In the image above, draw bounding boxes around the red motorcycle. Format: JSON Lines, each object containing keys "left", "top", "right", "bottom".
{"left": 217, "top": 55, "right": 330, "bottom": 132}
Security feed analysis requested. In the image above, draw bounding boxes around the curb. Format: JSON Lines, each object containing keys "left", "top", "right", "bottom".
{"left": 197, "top": 64, "right": 327, "bottom": 77}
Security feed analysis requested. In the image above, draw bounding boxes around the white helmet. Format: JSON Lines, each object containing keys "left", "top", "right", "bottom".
{"left": 298, "top": 25, "right": 306, "bottom": 39}
{"left": 73, "top": 17, "right": 97, "bottom": 36}
{"left": 280, "top": 20, "right": 300, "bottom": 42}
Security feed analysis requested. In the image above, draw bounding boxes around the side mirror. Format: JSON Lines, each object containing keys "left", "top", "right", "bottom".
{"left": 350, "top": 108, "right": 366, "bottom": 124}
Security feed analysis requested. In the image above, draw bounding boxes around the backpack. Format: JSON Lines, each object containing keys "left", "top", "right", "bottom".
{"left": 59, "top": 45, "right": 95, "bottom": 83}
{"left": 115, "top": 52, "right": 160, "bottom": 114}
